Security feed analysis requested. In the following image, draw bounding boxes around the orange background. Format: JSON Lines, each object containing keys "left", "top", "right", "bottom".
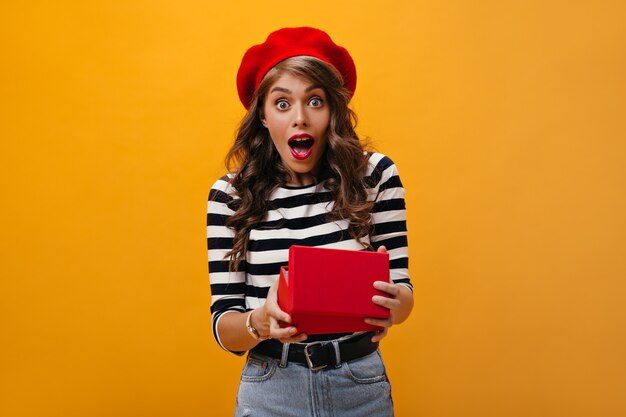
{"left": 1, "top": 1, "right": 625, "bottom": 416}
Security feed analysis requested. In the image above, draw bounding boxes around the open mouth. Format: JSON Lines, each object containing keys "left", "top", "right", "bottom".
{"left": 288, "top": 135, "right": 314, "bottom": 160}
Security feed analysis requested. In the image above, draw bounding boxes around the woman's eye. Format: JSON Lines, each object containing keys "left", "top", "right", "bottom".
{"left": 276, "top": 100, "right": 289, "bottom": 110}
{"left": 309, "top": 97, "right": 323, "bottom": 107}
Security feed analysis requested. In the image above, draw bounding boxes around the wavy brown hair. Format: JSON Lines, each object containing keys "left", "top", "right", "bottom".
{"left": 224, "top": 56, "right": 373, "bottom": 271}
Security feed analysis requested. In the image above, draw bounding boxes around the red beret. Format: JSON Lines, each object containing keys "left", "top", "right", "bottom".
{"left": 236, "top": 27, "right": 357, "bottom": 109}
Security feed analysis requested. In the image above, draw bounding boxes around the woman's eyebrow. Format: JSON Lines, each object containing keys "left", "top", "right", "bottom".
{"left": 270, "top": 85, "right": 323, "bottom": 94}
{"left": 270, "top": 86, "right": 291, "bottom": 94}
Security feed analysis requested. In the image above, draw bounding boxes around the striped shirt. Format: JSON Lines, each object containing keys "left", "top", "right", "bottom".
{"left": 207, "top": 152, "right": 411, "bottom": 353}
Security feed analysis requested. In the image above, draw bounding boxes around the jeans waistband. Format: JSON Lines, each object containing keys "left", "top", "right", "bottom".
{"left": 251, "top": 332, "right": 378, "bottom": 371}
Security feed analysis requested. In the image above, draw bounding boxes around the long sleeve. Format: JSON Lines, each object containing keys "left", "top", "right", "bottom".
{"left": 207, "top": 175, "right": 247, "bottom": 354}
{"left": 366, "top": 154, "right": 412, "bottom": 292}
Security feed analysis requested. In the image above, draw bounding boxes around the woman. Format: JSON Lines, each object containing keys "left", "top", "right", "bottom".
{"left": 208, "top": 27, "right": 414, "bottom": 416}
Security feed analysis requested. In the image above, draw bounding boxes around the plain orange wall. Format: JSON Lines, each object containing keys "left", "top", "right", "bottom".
{"left": 1, "top": 1, "right": 625, "bottom": 416}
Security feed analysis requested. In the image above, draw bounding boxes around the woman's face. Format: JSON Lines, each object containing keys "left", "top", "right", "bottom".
{"left": 262, "top": 72, "right": 330, "bottom": 187}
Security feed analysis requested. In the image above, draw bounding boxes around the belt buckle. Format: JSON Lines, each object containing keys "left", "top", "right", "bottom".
{"left": 303, "top": 342, "right": 327, "bottom": 371}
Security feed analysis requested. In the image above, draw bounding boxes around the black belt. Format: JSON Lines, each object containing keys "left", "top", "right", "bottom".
{"left": 251, "top": 332, "right": 378, "bottom": 371}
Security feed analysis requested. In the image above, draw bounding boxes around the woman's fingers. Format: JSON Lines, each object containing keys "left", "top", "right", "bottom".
{"left": 270, "top": 327, "right": 301, "bottom": 340}
{"left": 264, "top": 284, "right": 293, "bottom": 324}
{"left": 372, "top": 295, "right": 401, "bottom": 310}
{"left": 262, "top": 282, "right": 306, "bottom": 340}
{"left": 372, "top": 281, "right": 401, "bottom": 309}
{"left": 364, "top": 316, "right": 394, "bottom": 328}
{"left": 364, "top": 312, "right": 393, "bottom": 342}
{"left": 264, "top": 301, "right": 292, "bottom": 325}
{"left": 365, "top": 303, "right": 395, "bottom": 329}
{"left": 268, "top": 316, "right": 306, "bottom": 341}
{"left": 277, "top": 333, "right": 309, "bottom": 344}
{"left": 370, "top": 327, "right": 388, "bottom": 343}
{"left": 373, "top": 280, "right": 399, "bottom": 296}
{"left": 372, "top": 295, "right": 400, "bottom": 310}
{"left": 364, "top": 247, "right": 396, "bottom": 343}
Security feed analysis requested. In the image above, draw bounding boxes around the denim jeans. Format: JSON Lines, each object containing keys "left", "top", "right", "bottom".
{"left": 234, "top": 349, "right": 393, "bottom": 417}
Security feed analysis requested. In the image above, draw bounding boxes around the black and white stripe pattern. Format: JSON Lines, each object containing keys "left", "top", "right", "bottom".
{"left": 207, "top": 152, "right": 411, "bottom": 353}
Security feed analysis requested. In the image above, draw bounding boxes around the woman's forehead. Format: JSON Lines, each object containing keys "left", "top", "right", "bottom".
{"left": 267, "top": 72, "right": 323, "bottom": 94}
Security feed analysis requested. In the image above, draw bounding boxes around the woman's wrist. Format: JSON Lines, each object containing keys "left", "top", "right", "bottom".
{"left": 246, "top": 308, "right": 270, "bottom": 340}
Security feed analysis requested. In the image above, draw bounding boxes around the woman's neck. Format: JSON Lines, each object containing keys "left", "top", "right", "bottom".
{"left": 286, "top": 172, "right": 316, "bottom": 187}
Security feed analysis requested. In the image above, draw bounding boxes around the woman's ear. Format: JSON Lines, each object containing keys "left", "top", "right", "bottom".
{"left": 261, "top": 119, "right": 268, "bottom": 128}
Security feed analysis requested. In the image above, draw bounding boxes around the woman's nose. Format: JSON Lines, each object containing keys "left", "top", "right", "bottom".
{"left": 292, "top": 104, "right": 309, "bottom": 127}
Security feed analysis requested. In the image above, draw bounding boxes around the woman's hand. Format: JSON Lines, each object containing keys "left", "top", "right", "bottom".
{"left": 364, "top": 245, "right": 414, "bottom": 343}
{"left": 250, "top": 282, "right": 308, "bottom": 344}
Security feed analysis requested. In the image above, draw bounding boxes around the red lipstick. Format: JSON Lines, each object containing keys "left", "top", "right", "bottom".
{"left": 288, "top": 134, "right": 315, "bottom": 160}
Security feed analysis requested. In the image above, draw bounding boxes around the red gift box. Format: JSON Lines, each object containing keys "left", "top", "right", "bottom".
{"left": 277, "top": 245, "right": 391, "bottom": 334}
